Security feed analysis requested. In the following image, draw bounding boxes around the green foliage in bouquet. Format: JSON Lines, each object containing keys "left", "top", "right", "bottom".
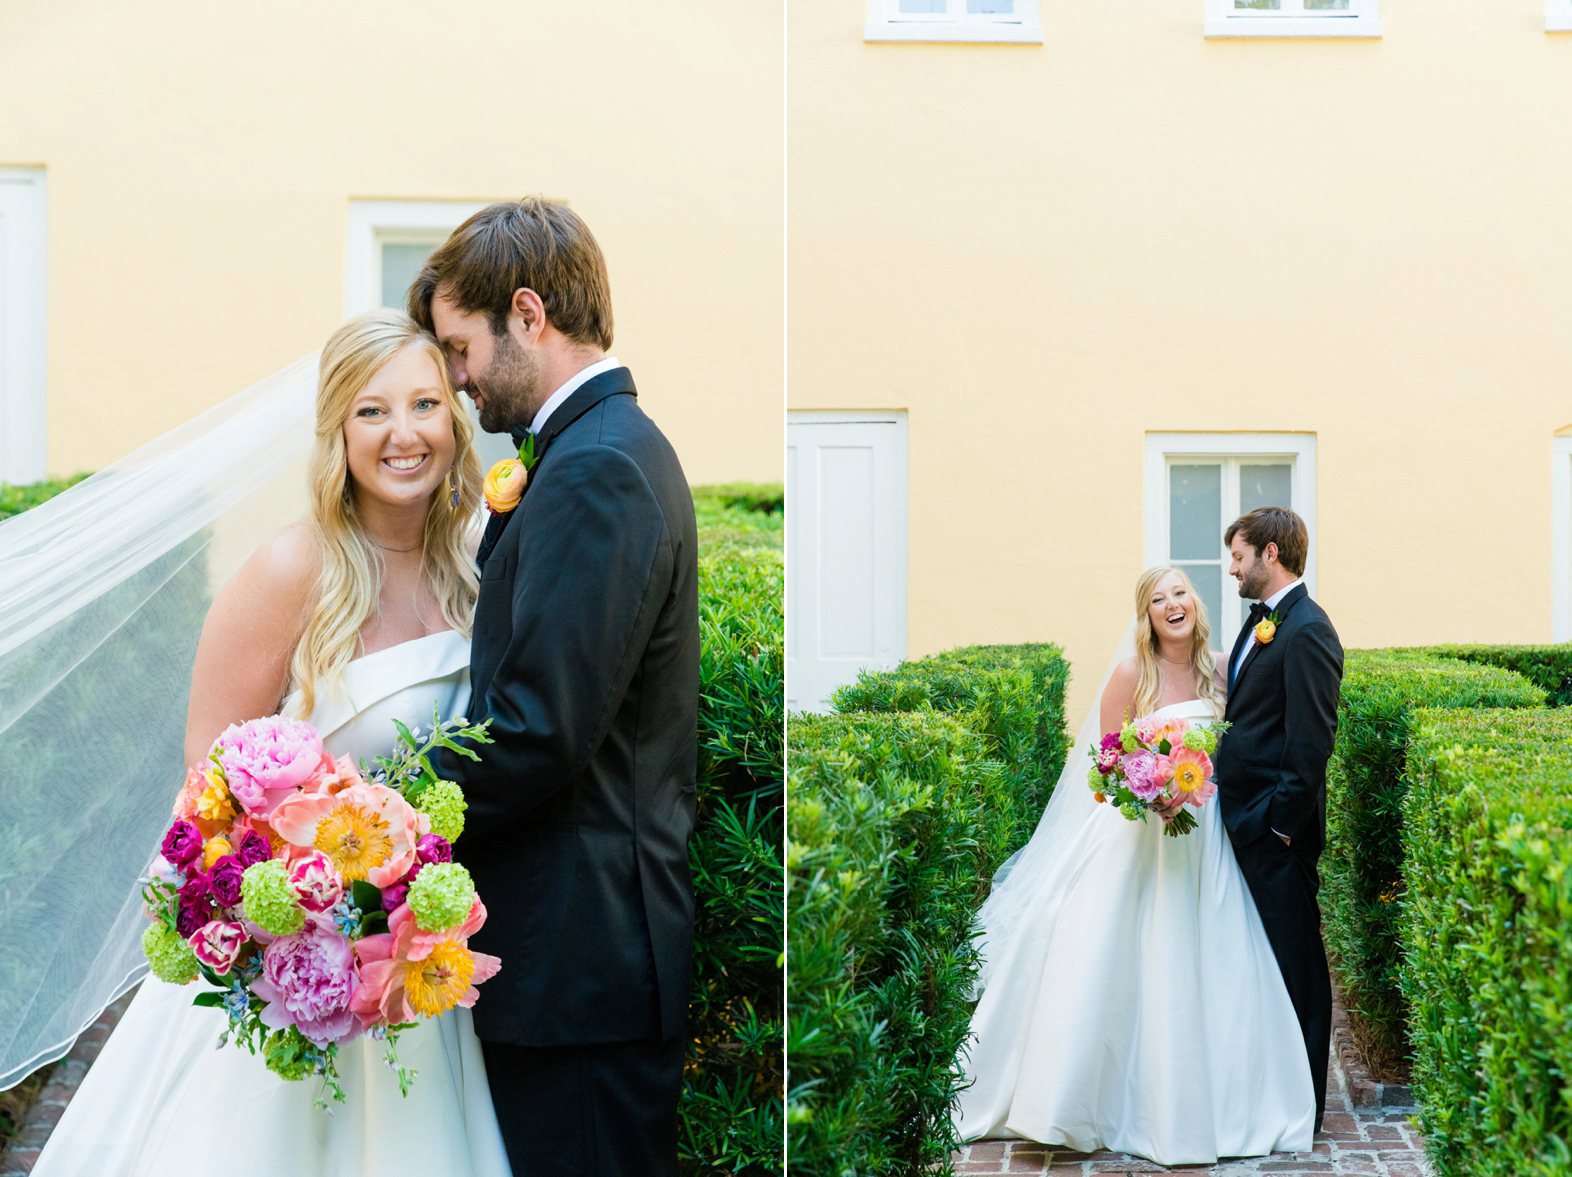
{"left": 788, "top": 643, "right": 1068, "bottom": 1176}
{"left": 1402, "top": 708, "right": 1572, "bottom": 1176}
{"left": 1322, "top": 651, "right": 1545, "bottom": 1075}
{"left": 681, "top": 485, "right": 783, "bottom": 1177}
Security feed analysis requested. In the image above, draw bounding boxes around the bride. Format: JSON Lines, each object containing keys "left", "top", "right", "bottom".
{"left": 29, "top": 310, "right": 512, "bottom": 1176}
{"left": 955, "top": 566, "right": 1316, "bottom": 1165}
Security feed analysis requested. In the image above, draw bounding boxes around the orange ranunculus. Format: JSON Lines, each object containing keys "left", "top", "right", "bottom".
{"left": 483, "top": 459, "right": 527, "bottom": 515}
{"left": 351, "top": 898, "right": 501, "bottom": 1027}
{"left": 1254, "top": 618, "right": 1277, "bottom": 645}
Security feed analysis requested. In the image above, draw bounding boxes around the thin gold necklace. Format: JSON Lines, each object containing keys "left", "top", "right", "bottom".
{"left": 376, "top": 541, "right": 423, "bottom": 553}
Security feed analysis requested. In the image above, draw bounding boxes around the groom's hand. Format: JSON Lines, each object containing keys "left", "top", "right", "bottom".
{"left": 1276, "top": 832, "right": 1292, "bottom": 847}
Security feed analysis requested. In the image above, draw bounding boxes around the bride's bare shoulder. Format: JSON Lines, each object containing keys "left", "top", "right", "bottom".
{"left": 1099, "top": 657, "right": 1140, "bottom": 732}
{"left": 230, "top": 522, "right": 320, "bottom": 611}
{"left": 1107, "top": 657, "right": 1139, "bottom": 693}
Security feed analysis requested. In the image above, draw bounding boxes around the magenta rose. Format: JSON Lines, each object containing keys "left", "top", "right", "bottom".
{"left": 416, "top": 834, "right": 452, "bottom": 865}
{"left": 235, "top": 829, "right": 272, "bottom": 869}
{"left": 161, "top": 820, "right": 204, "bottom": 866}
{"left": 208, "top": 855, "right": 246, "bottom": 908}
{"left": 253, "top": 922, "right": 360, "bottom": 1045}
{"left": 188, "top": 919, "right": 247, "bottom": 975}
{"left": 1121, "top": 750, "right": 1163, "bottom": 801}
{"left": 1096, "top": 732, "right": 1123, "bottom": 775}
{"left": 287, "top": 850, "right": 344, "bottom": 913}
{"left": 380, "top": 882, "right": 409, "bottom": 913}
{"left": 213, "top": 716, "right": 325, "bottom": 819}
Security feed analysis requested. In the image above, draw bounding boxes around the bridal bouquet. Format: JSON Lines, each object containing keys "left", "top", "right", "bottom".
{"left": 1086, "top": 715, "right": 1228, "bottom": 837}
{"left": 139, "top": 710, "right": 498, "bottom": 1108}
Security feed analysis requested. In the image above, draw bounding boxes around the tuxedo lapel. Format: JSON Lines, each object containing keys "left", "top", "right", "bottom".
{"left": 474, "top": 368, "right": 637, "bottom": 569}
{"left": 1226, "top": 618, "right": 1254, "bottom": 696}
{"left": 1231, "top": 582, "right": 1310, "bottom": 693}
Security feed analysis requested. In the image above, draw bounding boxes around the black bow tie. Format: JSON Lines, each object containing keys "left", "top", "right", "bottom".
{"left": 1248, "top": 602, "right": 1273, "bottom": 624}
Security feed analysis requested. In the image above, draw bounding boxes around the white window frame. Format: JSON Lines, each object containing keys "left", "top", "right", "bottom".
{"left": 865, "top": 0, "right": 1043, "bottom": 43}
{"left": 1549, "top": 0, "right": 1572, "bottom": 32}
{"left": 345, "top": 200, "right": 491, "bottom": 318}
{"left": 0, "top": 168, "right": 48, "bottom": 485}
{"left": 1144, "top": 433, "right": 1317, "bottom": 644}
{"left": 1552, "top": 434, "right": 1572, "bottom": 640}
{"left": 1205, "top": 0, "right": 1381, "bottom": 38}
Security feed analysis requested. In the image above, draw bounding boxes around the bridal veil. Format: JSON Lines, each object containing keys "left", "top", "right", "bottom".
{"left": 0, "top": 355, "right": 319, "bottom": 1089}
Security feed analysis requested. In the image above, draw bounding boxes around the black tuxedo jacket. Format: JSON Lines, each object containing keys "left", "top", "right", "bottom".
{"left": 1213, "top": 583, "right": 1344, "bottom": 852}
{"left": 435, "top": 366, "right": 699, "bottom": 1048}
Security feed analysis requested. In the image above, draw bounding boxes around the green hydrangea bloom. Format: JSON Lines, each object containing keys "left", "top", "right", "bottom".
{"left": 407, "top": 862, "right": 476, "bottom": 932}
{"left": 416, "top": 780, "right": 467, "bottom": 842}
{"left": 1119, "top": 721, "right": 1139, "bottom": 753}
{"left": 241, "top": 859, "right": 306, "bottom": 935}
{"left": 263, "top": 1027, "right": 315, "bottom": 1081}
{"left": 1086, "top": 764, "right": 1105, "bottom": 791}
{"left": 142, "top": 922, "right": 199, "bottom": 984}
{"left": 1182, "top": 726, "right": 1219, "bottom": 755}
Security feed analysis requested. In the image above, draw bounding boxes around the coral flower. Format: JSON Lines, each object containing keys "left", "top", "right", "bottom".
{"left": 1163, "top": 746, "right": 1217, "bottom": 808}
{"left": 269, "top": 781, "right": 427, "bottom": 888}
{"left": 351, "top": 899, "right": 501, "bottom": 1027}
{"left": 483, "top": 459, "right": 526, "bottom": 515}
{"left": 173, "top": 767, "right": 207, "bottom": 820}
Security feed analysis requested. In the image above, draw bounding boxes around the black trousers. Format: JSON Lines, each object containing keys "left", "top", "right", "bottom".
{"left": 480, "top": 1033, "right": 685, "bottom": 1177}
{"left": 1232, "top": 832, "right": 1333, "bottom": 1129}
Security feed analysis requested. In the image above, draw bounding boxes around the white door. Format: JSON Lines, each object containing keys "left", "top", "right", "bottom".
{"left": 0, "top": 170, "right": 47, "bottom": 485}
{"left": 786, "top": 411, "right": 908, "bottom": 713}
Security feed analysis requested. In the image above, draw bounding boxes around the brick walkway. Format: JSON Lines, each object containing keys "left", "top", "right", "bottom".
{"left": 0, "top": 986, "right": 138, "bottom": 1176}
{"left": 951, "top": 1041, "right": 1431, "bottom": 1177}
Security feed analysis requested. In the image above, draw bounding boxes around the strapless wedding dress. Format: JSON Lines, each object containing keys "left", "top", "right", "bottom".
{"left": 956, "top": 698, "right": 1315, "bottom": 1164}
{"left": 32, "top": 631, "right": 512, "bottom": 1177}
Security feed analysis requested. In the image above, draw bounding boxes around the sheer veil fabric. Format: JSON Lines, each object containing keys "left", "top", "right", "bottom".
{"left": 0, "top": 355, "right": 319, "bottom": 1089}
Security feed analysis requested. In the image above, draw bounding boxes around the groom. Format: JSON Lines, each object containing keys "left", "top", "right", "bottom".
{"left": 412, "top": 199, "right": 699, "bottom": 1176}
{"left": 1213, "top": 506, "right": 1343, "bottom": 1130}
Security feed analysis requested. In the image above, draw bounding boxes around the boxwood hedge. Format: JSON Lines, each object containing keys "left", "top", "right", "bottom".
{"left": 1322, "top": 651, "right": 1546, "bottom": 1074}
{"left": 788, "top": 643, "right": 1068, "bottom": 1176}
{"left": 1402, "top": 708, "right": 1572, "bottom": 1176}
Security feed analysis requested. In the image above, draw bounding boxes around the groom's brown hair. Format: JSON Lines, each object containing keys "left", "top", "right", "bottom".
{"left": 1225, "top": 506, "right": 1308, "bottom": 577}
{"left": 408, "top": 197, "right": 614, "bottom": 349}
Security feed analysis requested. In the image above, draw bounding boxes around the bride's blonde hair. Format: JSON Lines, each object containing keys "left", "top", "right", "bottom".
{"left": 1130, "top": 566, "right": 1226, "bottom": 719}
{"left": 287, "top": 310, "right": 483, "bottom": 718}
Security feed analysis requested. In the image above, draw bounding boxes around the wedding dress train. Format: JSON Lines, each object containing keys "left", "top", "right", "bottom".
{"left": 956, "top": 698, "right": 1316, "bottom": 1165}
{"left": 31, "top": 631, "right": 512, "bottom": 1177}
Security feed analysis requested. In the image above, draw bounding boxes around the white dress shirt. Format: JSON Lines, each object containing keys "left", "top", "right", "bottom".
{"left": 529, "top": 356, "right": 621, "bottom": 438}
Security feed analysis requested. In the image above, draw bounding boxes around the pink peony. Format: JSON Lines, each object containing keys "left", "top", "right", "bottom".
{"left": 351, "top": 899, "right": 501, "bottom": 1028}
{"left": 269, "top": 781, "right": 426, "bottom": 889}
{"left": 212, "top": 716, "right": 325, "bottom": 819}
{"left": 189, "top": 919, "right": 247, "bottom": 975}
{"left": 1120, "top": 751, "right": 1164, "bottom": 801}
{"left": 1161, "top": 746, "right": 1217, "bottom": 809}
{"left": 253, "top": 921, "right": 360, "bottom": 1046}
{"left": 287, "top": 850, "right": 345, "bottom": 913}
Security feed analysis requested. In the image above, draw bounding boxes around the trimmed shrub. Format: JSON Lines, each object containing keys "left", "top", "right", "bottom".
{"left": 1323, "top": 651, "right": 1545, "bottom": 1073}
{"left": 1402, "top": 708, "right": 1572, "bottom": 1176}
{"left": 788, "top": 643, "right": 1068, "bottom": 1175}
{"left": 0, "top": 474, "right": 88, "bottom": 521}
{"left": 683, "top": 485, "right": 784, "bottom": 1177}
{"left": 832, "top": 644, "right": 1070, "bottom": 885}
{"left": 788, "top": 711, "right": 1002, "bottom": 1175}
{"left": 693, "top": 483, "right": 783, "bottom": 551}
{"left": 1415, "top": 644, "right": 1572, "bottom": 709}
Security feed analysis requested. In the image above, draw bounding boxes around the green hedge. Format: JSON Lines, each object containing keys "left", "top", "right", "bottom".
{"left": 1412, "top": 645, "right": 1572, "bottom": 709}
{"left": 1322, "top": 651, "right": 1546, "bottom": 1073}
{"left": 683, "top": 485, "right": 784, "bottom": 1176}
{"left": 0, "top": 474, "right": 88, "bottom": 521}
{"left": 788, "top": 644, "right": 1068, "bottom": 1176}
{"left": 1402, "top": 708, "right": 1572, "bottom": 1176}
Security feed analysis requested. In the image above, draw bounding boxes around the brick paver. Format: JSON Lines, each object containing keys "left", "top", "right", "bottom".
{"left": 951, "top": 1037, "right": 1431, "bottom": 1177}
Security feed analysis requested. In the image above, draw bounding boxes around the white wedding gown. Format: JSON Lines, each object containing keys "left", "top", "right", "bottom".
{"left": 956, "top": 698, "right": 1316, "bottom": 1165}
{"left": 32, "top": 631, "right": 513, "bottom": 1177}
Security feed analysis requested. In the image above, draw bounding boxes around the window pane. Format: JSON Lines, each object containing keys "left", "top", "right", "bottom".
{"left": 899, "top": 0, "right": 947, "bottom": 11}
{"left": 1304, "top": 0, "right": 1351, "bottom": 8}
{"left": 1234, "top": 0, "right": 1281, "bottom": 8}
{"left": 380, "top": 242, "right": 437, "bottom": 310}
{"left": 967, "top": 0, "right": 1014, "bottom": 12}
{"left": 1170, "top": 464, "right": 1222, "bottom": 561}
{"left": 1239, "top": 464, "right": 1292, "bottom": 515}
{"left": 1175, "top": 563, "right": 1225, "bottom": 648}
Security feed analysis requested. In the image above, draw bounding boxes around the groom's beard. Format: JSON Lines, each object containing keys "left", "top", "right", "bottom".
{"left": 1238, "top": 561, "right": 1271, "bottom": 600}
{"left": 469, "top": 329, "right": 544, "bottom": 434}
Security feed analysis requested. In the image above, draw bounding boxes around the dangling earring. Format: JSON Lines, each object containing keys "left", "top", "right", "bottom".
{"left": 450, "top": 472, "right": 460, "bottom": 508}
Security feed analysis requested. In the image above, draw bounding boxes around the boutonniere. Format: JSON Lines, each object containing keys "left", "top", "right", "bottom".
{"left": 1254, "top": 611, "right": 1281, "bottom": 645}
{"left": 482, "top": 433, "right": 539, "bottom": 516}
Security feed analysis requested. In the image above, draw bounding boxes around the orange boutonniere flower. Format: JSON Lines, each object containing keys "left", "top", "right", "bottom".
{"left": 481, "top": 433, "right": 540, "bottom": 516}
{"left": 1254, "top": 613, "right": 1280, "bottom": 645}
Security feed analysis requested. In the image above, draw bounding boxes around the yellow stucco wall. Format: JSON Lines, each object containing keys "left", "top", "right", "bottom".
{"left": 789, "top": 0, "right": 1572, "bottom": 721}
{"left": 0, "top": 0, "right": 782, "bottom": 486}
